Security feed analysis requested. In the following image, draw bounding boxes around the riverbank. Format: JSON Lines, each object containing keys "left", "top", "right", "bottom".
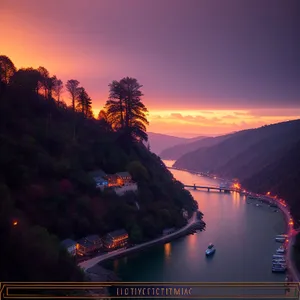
{"left": 274, "top": 200, "right": 300, "bottom": 282}
{"left": 85, "top": 264, "right": 121, "bottom": 281}
{"left": 79, "top": 211, "right": 204, "bottom": 273}
{"left": 170, "top": 164, "right": 300, "bottom": 282}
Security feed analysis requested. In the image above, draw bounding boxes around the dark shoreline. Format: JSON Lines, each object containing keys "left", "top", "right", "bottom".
{"left": 86, "top": 264, "right": 121, "bottom": 281}
{"left": 85, "top": 220, "right": 205, "bottom": 281}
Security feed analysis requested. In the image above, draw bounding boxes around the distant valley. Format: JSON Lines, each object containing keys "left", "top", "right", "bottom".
{"left": 170, "top": 119, "right": 300, "bottom": 218}
{"left": 146, "top": 132, "right": 206, "bottom": 155}
{"left": 159, "top": 133, "right": 233, "bottom": 160}
{"left": 173, "top": 120, "right": 300, "bottom": 180}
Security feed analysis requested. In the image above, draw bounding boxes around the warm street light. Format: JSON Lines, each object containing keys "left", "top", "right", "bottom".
{"left": 13, "top": 221, "right": 18, "bottom": 226}
{"left": 233, "top": 183, "right": 240, "bottom": 189}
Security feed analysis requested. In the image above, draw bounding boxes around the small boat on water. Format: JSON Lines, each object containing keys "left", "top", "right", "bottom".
{"left": 273, "top": 258, "right": 286, "bottom": 263}
{"left": 275, "top": 237, "right": 286, "bottom": 243}
{"left": 276, "top": 246, "right": 286, "bottom": 254}
{"left": 273, "top": 262, "right": 287, "bottom": 267}
{"left": 272, "top": 263, "right": 287, "bottom": 273}
{"left": 277, "top": 234, "right": 288, "bottom": 238}
{"left": 205, "top": 243, "right": 216, "bottom": 256}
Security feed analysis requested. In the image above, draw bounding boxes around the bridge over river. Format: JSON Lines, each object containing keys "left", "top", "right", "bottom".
{"left": 184, "top": 184, "right": 248, "bottom": 194}
{"left": 102, "top": 162, "right": 299, "bottom": 288}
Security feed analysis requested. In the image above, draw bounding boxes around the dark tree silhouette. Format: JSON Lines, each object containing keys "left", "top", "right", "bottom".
{"left": 53, "top": 77, "right": 64, "bottom": 103}
{"left": 37, "top": 66, "right": 50, "bottom": 97}
{"left": 98, "top": 109, "right": 108, "bottom": 122}
{"left": 66, "top": 79, "right": 80, "bottom": 112}
{"left": 98, "top": 109, "right": 112, "bottom": 131}
{"left": 105, "top": 77, "right": 149, "bottom": 142}
{"left": 46, "top": 76, "right": 56, "bottom": 100}
{"left": 106, "top": 80, "right": 125, "bottom": 130}
{"left": 11, "top": 68, "right": 42, "bottom": 93}
{"left": 76, "top": 87, "right": 93, "bottom": 118}
{"left": 0, "top": 55, "right": 200, "bottom": 282}
{"left": 0, "top": 55, "right": 16, "bottom": 84}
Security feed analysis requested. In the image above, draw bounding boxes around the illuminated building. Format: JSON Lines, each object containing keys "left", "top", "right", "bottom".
{"left": 105, "top": 174, "right": 120, "bottom": 187}
{"left": 89, "top": 170, "right": 108, "bottom": 189}
{"left": 103, "top": 229, "right": 129, "bottom": 250}
{"left": 115, "top": 172, "right": 132, "bottom": 186}
{"left": 76, "top": 235, "right": 102, "bottom": 256}
{"left": 60, "top": 239, "right": 77, "bottom": 256}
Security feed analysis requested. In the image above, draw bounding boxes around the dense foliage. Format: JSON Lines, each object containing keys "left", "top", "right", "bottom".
{"left": 105, "top": 77, "right": 149, "bottom": 142}
{"left": 0, "top": 56, "right": 198, "bottom": 281}
{"left": 172, "top": 119, "right": 300, "bottom": 219}
{"left": 174, "top": 120, "right": 300, "bottom": 183}
{"left": 242, "top": 140, "right": 300, "bottom": 222}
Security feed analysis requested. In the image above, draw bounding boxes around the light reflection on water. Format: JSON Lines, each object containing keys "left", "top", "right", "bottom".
{"left": 164, "top": 243, "right": 171, "bottom": 260}
{"left": 103, "top": 159, "right": 286, "bottom": 285}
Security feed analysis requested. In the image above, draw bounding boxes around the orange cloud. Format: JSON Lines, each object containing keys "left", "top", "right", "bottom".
{"left": 147, "top": 109, "right": 300, "bottom": 137}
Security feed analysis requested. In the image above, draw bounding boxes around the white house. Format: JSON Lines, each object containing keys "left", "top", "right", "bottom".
{"left": 61, "top": 239, "right": 77, "bottom": 256}
{"left": 89, "top": 170, "right": 108, "bottom": 189}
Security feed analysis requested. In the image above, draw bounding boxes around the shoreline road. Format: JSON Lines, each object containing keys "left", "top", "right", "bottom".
{"left": 276, "top": 201, "right": 300, "bottom": 283}
{"left": 78, "top": 212, "right": 198, "bottom": 271}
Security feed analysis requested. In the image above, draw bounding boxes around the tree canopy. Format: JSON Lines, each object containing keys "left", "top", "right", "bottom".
{"left": 105, "top": 77, "right": 149, "bottom": 142}
{"left": 0, "top": 55, "right": 198, "bottom": 281}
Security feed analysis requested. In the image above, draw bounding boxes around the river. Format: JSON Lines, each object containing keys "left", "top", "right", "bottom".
{"left": 103, "top": 160, "right": 289, "bottom": 295}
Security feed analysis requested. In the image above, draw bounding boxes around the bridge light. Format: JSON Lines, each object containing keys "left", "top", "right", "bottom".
{"left": 233, "top": 183, "right": 240, "bottom": 189}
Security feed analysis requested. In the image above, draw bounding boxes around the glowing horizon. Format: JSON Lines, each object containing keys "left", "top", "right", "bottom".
{"left": 2, "top": 55, "right": 299, "bottom": 138}
{"left": 1, "top": 0, "right": 299, "bottom": 137}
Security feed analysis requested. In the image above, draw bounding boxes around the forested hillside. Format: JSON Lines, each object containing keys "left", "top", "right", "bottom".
{"left": 173, "top": 119, "right": 300, "bottom": 220}
{"left": 242, "top": 140, "right": 300, "bottom": 220}
{"left": 0, "top": 55, "right": 198, "bottom": 281}
{"left": 173, "top": 120, "right": 300, "bottom": 181}
{"left": 159, "top": 134, "right": 232, "bottom": 160}
{"left": 145, "top": 132, "right": 190, "bottom": 154}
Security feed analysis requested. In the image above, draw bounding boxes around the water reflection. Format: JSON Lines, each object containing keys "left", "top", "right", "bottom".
{"left": 105, "top": 161, "right": 286, "bottom": 283}
{"left": 187, "top": 233, "right": 198, "bottom": 259}
{"left": 113, "top": 259, "right": 119, "bottom": 269}
{"left": 232, "top": 191, "right": 240, "bottom": 208}
{"left": 164, "top": 243, "right": 171, "bottom": 260}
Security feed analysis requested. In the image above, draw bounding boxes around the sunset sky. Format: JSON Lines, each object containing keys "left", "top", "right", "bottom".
{"left": 1, "top": 0, "right": 299, "bottom": 137}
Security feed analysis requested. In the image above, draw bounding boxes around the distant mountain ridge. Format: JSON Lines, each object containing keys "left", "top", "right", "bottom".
{"left": 146, "top": 132, "right": 205, "bottom": 155}
{"left": 242, "top": 139, "right": 300, "bottom": 220}
{"left": 159, "top": 133, "right": 233, "bottom": 160}
{"left": 173, "top": 119, "right": 300, "bottom": 183}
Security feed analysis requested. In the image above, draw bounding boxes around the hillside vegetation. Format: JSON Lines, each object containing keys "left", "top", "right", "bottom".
{"left": 242, "top": 140, "right": 300, "bottom": 220}
{"left": 174, "top": 120, "right": 300, "bottom": 181}
{"left": 145, "top": 132, "right": 190, "bottom": 155}
{"left": 173, "top": 119, "right": 300, "bottom": 220}
{"left": 0, "top": 55, "right": 198, "bottom": 281}
{"left": 159, "top": 134, "right": 232, "bottom": 160}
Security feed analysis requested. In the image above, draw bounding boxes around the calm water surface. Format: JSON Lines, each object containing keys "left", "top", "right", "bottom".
{"left": 104, "top": 160, "right": 288, "bottom": 293}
